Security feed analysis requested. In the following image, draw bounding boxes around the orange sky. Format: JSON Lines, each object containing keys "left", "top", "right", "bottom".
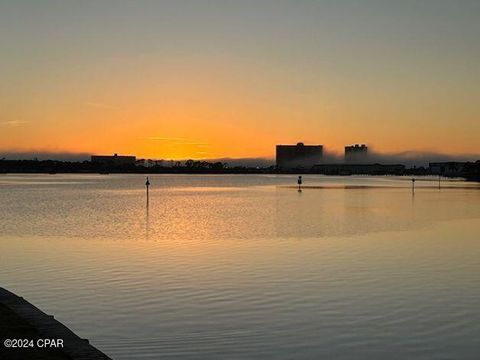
{"left": 1, "top": 1, "right": 479, "bottom": 159}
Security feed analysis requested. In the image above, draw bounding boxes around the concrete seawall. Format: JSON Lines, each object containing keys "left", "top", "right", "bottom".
{"left": 0, "top": 287, "right": 111, "bottom": 360}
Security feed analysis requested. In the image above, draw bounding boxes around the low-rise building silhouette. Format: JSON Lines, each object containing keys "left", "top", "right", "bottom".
{"left": 429, "top": 162, "right": 466, "bottom": 176}
{"left": 345, "top": 144, "right": 368, "bottom": 163}
{"left": 313, "top": 163, "right": 405, "bottom": 175}
{"left": 276, "top": 143, "right": 323, "bottom": 169}
{"left": 91, "top": 153, "right": 136, "bottom": 166}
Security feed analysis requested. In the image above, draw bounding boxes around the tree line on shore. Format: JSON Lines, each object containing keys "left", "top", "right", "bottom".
{"left": 1, "top": 158, "right": 479, "bottom": 180}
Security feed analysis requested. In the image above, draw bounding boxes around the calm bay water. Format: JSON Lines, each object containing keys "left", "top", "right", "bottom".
{"left": 1, "top": 174, "right": 480, "bottom": 359}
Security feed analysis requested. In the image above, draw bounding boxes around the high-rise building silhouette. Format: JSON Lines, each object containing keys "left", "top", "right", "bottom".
{"left": 276, "top": 143, "right": 323, "bottom": 169}
{"left": 345, "top": 144, "right": 368, "bottom": 163}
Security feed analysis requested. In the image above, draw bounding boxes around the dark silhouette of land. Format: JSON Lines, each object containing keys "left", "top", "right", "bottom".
{"left": 0, "top": 287, "right": 111, "bottom": 360}
{"left": 0, "top": 303, "right": 70, "bottom": 360}
{"left": 1, "top": 157, "right": 480, "bottom": 180}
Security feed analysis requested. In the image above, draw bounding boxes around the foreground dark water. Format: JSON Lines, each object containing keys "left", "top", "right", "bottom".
{"left": 1, "top": 174, "right": 480, "bottom": 359}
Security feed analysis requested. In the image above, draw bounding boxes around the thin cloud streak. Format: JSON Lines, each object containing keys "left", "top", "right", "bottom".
{"left": 0, "top": 120, "right": 31, "bottom": 127}
{"left": 147, "top": 137, "right": 187, "bottom": 141}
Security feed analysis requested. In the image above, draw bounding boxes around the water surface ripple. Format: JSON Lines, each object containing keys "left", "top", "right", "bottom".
{"left": 1, "top": 174, "right": 479, "bottom": 359}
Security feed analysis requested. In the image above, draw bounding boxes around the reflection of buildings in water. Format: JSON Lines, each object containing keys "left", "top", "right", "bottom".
{"left": 274, "top": 187, "right": 419, "bottom": 239}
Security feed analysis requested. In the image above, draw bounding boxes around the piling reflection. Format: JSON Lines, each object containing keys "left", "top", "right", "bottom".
{"left": 145, "top": 200, "right": 150, "bottom": 240}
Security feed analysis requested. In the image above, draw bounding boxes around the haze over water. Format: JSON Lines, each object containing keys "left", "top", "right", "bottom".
{"left": 1, "top": 174, "right": 480, "bottom": 359}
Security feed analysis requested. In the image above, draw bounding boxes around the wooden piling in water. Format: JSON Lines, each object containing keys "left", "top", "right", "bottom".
{"left": 145, "top": 177, "right": 150, "bottom": 206}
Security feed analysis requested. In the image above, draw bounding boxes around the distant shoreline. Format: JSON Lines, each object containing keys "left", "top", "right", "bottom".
{"left": 1, "top": 159, "right": 479, "bottom": 181}
{"left": 0, "top": 170, "right": 477, "bottom": 182}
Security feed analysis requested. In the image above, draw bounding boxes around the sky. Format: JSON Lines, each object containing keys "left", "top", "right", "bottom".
{"left": 0, "top": 0, "right": 479, "bottom": 160}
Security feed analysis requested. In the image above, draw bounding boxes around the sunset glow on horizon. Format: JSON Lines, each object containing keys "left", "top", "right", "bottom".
{"left": 1, "top": 0, "right": 479, "bottom": 160}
